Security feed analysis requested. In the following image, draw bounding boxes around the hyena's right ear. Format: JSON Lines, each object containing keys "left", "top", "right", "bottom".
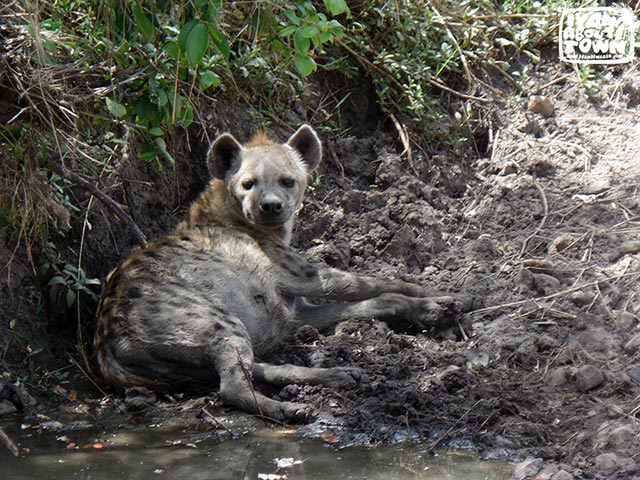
{"left": 207, "top": 133, "right": 243, "bottom": 179}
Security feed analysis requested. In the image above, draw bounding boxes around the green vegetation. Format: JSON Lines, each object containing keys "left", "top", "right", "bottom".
{"left": 0, "top": 0, "right": 592, "bottom": 332}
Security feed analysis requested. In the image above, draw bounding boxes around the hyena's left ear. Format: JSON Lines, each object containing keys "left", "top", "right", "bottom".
{"left": 287, "top": 125, "right": 322, "bottom": 172}
{"left": 208, "top": 133, "right": 243, "bottom": 179}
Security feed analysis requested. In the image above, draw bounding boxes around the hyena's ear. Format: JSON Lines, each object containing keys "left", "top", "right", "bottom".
{"left": 287, "top": 125, "right": 322, "bottom": 172}
{"left": 207, "top": 133, "right": 243, "bottom": 179}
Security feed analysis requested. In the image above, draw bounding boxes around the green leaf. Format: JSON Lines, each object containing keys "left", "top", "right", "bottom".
{"left": 209, "top": 24, "right": 230, "bottom": 59}
{"left": 105, "top": 97, "right": 127, "bottom": 118}
{"left": 186, "top": 22, "right": 208, "bottom": 66}
{"left": 284, "top": 10, "right": 301, "bottom": 26}
{"left": 299, "top": 26, "right": 320, "bottom": 38}
{"left": 323, "top": 0, "right": 350, "bottom": 16}
{"left": 154, "top": 137, "right": 175, "bottom": 167}
{"left": 178, "top": 20, "right": 198, "bottom": 52}
{"left": 294, "top": 53, "right": 316, "bottom": 76}
{"left": 47, "top": 276, "right": 67, "bottom": 287}
{"left": 133, "top": 1, "right": 154, "bottom": 41}
{"left": 279, "top": 25, "right": 296, "bottom": 37}
{"left": 140, "top": 151, "right": 157, "bottom": 162}
{"left": 194, "top": 0, "right": 208, "bottom": 7}
{"left": 148, "top": 127, "right": 164, "bottom": 136}
{"left": 272, "top": 38, "right": 284, "bottom": 53}
{"left": 134, "top": 98, "right": 158, "bottom": 125}
{"left": 164, "top": 40, "right": 180, "bottom": 59}
{"left": 66, "top": 289, "right": 76, "bottom": 308}
{"left": 294, "top": 29, "right": 311, "bottom": 54}
{"left": 200, "top": 70, "right": 221, "bottom": 90}
{"left": 156, "top": 88, "right": 169, "bottom": 108}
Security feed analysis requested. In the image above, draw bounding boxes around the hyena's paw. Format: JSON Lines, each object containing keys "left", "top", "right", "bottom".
{"left": 267, "top": 400, "right": 313, "bottom": 424}
{"left": 411, "top": 295, "right": 462, "bottom": 330}
{"left": 326, "top": 367, "right": 369, "bottom": 389}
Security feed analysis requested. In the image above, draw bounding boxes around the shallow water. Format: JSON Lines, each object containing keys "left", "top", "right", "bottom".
{"left": 1, "top": 423, "right": 513, "bottom": 480}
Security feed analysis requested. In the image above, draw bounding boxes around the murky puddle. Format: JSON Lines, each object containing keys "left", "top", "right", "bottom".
{"left": 1, "top": 422, "right": 513, "bottom": 479}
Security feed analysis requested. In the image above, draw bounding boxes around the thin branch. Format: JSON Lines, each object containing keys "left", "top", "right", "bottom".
{"left": 0, "top": 427, "right": 21, "bottom": 457}
{"left": 47, "top": 161, "right": 148, "bottom": 248}
{"left": 471, "top": 270, "right": 640, "bottom": 316}
{"left": 519, "top": 178, "right": 549, "bottom": 257}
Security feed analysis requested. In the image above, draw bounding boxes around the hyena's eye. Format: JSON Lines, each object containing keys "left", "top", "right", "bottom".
{"left": 242, "top": 179, "right": 255, "bottom": 190}
{"left": 280, "top": 178, "right": 295, "bottom": 189}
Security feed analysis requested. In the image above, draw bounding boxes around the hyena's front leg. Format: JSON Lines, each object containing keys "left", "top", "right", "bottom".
{"left": 293, "top": 293, "right": 457, "bottom": 331}
{"left": 212, "top": 318, "right": 310, "bottom": 423}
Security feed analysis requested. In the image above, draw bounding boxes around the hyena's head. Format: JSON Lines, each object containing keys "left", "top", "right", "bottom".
{"left": 208, "top": 125, "right": 321, "bottom": 231}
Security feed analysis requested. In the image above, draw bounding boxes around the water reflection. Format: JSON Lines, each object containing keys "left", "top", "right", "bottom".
{"left": 1, "top": 424, "right": 513, "bottom": 480}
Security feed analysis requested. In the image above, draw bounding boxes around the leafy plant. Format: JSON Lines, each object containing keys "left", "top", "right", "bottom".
{"left": 36, "top": 243, "right": 101, "bottom": 310}
{"left": 278, "top": 1, "right": 349, "bottom": 76}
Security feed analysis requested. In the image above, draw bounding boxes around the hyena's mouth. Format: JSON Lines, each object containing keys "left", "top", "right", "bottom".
{"left": 245, "top": 207, "right": 290, "bottom": 227}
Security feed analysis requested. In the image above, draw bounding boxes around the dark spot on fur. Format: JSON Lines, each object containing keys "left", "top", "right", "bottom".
{"left": 143, "top": 249, "right": 162, "bottom": 260}
{"left": 230, "top": 328, "right": 246, "bottom": 338}
{"left": 125, "top": 286, "right": 143, "bottom": 300}
{"left": 211, "top": 306, "right": 229, "bottom": 317}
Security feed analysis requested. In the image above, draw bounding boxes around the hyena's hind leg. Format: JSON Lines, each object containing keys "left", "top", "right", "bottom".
{"left": 252, "top": 362, "right": 366, "bottom": 389}
{"left": 211, "top": 317, "right": 310, "bottom": 423}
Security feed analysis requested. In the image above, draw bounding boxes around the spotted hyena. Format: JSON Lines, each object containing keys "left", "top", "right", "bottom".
{"left": 94, "top": 125, "right": 461, "bottom": 422}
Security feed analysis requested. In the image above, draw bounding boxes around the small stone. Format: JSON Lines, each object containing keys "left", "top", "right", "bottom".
{"left": 519, "top": 119, "right": 542, "bottom": 137}
{"left": 529, "top": 272, "right": 562, "bottom": 295}
{"left": 615, "top": 311, "right": 637, "bottom": 330}
{"left": 607, "top": 404, "right": 625, "bottom": 418}
{"left": 528, "top": 95, "right": 555, "bottom": 117}
{"left": 624, "top": 333, "right": 640, "bottom": 354}
{"left": 40, "top": 420, "right": 65, "bottom": 431}
{"left": 551, "top": 470, "right": 573, "bottom": 480}
{"left": 570, "top": 289, "right": 598, "bottom": 306}
{"left": 594, "top": 453, "right": 619, "bottom": 473}
{"left": 574, "top": 364, "right": 605, "bottom": 392}
{"left": 582, "top": 178, "right": 611, "bottom": 195}
{"left": 607, "top": 425, "right": 635, "bottom": 447}
{"left": 511, "top": 457, "right": 544, "bottom": 480}
{"left": 0, "top": 399, "right": 18, "bottom": 415}
{"left": 611, "top": 240, "right": 640, "bottom": 262}
{"left": 544, "top": 367, "right": 570, "bottom": 387}
{"left": 466, "top": 351, "right": 490, "bottom": 370}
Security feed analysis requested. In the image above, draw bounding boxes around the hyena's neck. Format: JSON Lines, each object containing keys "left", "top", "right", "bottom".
{"left": 177, "top": 180, "right": 293, "bottom": 246}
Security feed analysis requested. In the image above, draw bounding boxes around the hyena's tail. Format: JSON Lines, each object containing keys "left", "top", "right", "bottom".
{"left": 94, "top": 337, "right": 156, "bottom": 389}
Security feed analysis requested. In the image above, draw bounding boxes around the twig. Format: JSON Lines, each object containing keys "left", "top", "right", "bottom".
{"left": 0, "top": 427, "right": 21, "bottom": 457}
{"left": 334, "top": 38, "right": 405, "bottom": 93}
{"left": 234, "top": 347, "right": 263, "bottom": 419}
{"left": 519, "top": 178, "right": 549, "bottom": 257}
{"left": 427, "top": 400, "right": 483, "bottom": 452}
{"left": 530, "top": 74, "right": 572, "bottom": 95}
{"left": 470, "top": 270, "right": 640, "bottom": 315}
{"left": 426, "top": 78, "right": 490, "bottom": 103}
{"left": 389, "top": 113, "right": 418, "bottom": 176}
{"left": 202, "top": 405, "right": 234, "bottom": 435}
{"left": 47, "top": 161, "right": 148, "bottom": 248}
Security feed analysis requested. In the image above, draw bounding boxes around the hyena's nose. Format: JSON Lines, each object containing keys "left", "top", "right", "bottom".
{"left": 260, "top": 200, "right": 283, "bottom": 214}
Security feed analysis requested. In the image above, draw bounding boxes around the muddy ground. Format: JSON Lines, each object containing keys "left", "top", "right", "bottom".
{"left": 2, "top": 61, "right": 640, "bottom": 479}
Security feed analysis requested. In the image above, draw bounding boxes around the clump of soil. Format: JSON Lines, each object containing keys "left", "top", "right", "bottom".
{"left": 2, "top": 62, "right": 640, "bottom": 480}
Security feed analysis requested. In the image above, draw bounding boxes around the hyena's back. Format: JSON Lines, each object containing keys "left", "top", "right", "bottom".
{"left": 94, "top": 226, "right": 290, "bottom": 390}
